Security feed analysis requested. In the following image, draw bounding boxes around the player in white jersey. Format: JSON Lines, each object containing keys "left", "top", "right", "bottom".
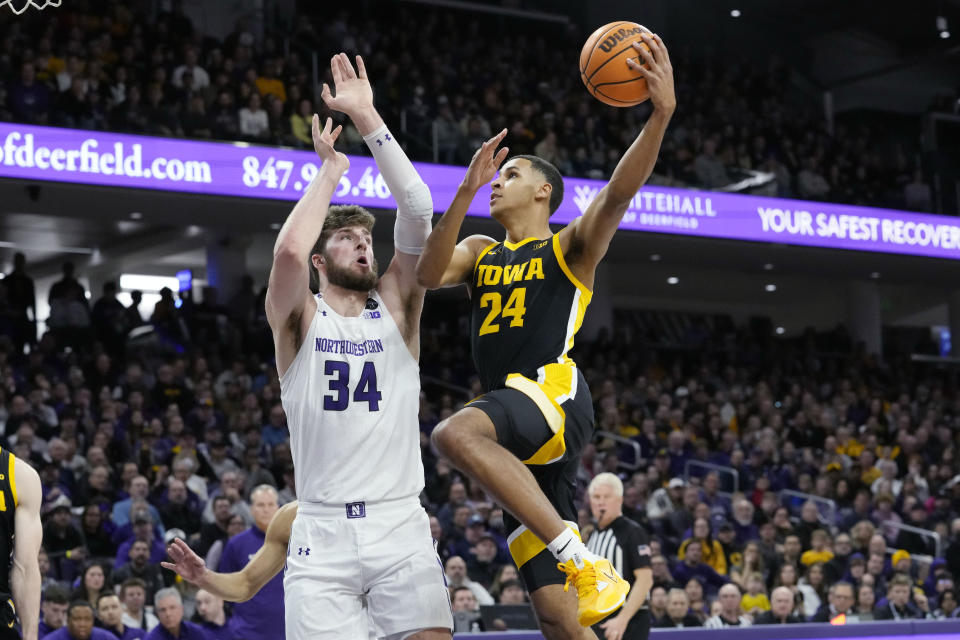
{"left": 265, "top": 53, "right": 452, "bottom": 640}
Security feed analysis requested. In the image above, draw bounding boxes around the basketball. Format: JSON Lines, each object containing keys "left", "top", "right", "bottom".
{"left": 580, "top": 21, "right": 652, "bottom": 107}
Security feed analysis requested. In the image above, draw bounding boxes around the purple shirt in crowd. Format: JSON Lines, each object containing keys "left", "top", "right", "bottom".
{"left": 143, "top": 621, "right": 213, "bottom": 640}
{"left": 44, "top": 628, "right": 116, "bottom": 640}
{"left": 114, "top": 536, "right": 167, "bottom": 568}
{"left": 671, "top": 560, "right": 729, "bottom": 594}
{"left": 218, "top": 526, "right": 285, "bottom": 640}
{"left": 99, "top": 623, "right": 146, "bottom": 640}
{"left": 199, "top": 620, "right": 232, "bottom": 640}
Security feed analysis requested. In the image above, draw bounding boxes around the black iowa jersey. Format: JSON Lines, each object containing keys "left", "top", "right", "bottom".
{"left": 470, "top": 234, "right": 591, "bottom": 391}
{"left": 0, "top": 450, "right": 17, "bottom": 602}
{"left": 469, "top": 235, "right": 592, "bottom": 467}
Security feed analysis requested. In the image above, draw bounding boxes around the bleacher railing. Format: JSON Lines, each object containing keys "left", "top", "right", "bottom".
{"left": 779, "top": 489, "right": 838, "bottom": 530}
{"left": 595, "top": 431, "right": 642, "bottom": 471}
{"left": 881, "top": 519, "right": 943, "bottom": 559}
{"left": 682, "top": 460, "right": 739, "bottom": 496}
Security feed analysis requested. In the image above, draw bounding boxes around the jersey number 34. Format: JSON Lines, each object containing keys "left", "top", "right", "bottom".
{"left": 323, "top": 360, "right": 382, "bottom": 411}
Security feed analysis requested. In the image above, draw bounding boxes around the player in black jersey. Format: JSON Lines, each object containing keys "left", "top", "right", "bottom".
{"left": 0, "top": 448, "right": 43, "bottom": 640}
{"left": 585, "top": 474, "right": 653, "bottom": 640}
{"left": 417, "top": 32, "right": 675, "bottom": 639}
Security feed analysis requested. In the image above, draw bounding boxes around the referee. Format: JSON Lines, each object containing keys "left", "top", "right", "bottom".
{"left": 586, "top": 473, "right": 653, "bottom": 640}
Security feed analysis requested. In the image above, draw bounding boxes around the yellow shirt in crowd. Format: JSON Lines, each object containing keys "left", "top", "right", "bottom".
{"left": 741, "top": 592, "right": 771, "bottom": 613}
{"left": 801, "top": 549, "right": 835, "bottom": 566}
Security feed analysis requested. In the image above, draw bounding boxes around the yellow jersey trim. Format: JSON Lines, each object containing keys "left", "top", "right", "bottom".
{"left": 473, "top": 241, "right": 500, "bottom": 279}
{"left": 502, "top": 237, "right": 541, "bottom": 251}
{"left": 505, "top": 374, "right": 564, "bottom": 435}
{"left": 551, "top": 234, "right": 592, "bottom": 296}
{"left": 8, "top": 453, "right": 17, "bottom": 508}
{"left": 505, "top": 366, "right": 574, "bottom": 465}
{"left": 507, "top": 521, "right": 580, "bottom": 567}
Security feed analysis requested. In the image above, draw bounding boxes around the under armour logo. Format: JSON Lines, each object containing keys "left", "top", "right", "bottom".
{"left": 385, "top": 133, "right": 392, "bottom": 141}
{"left": 376, "top": 138, "right": 383, "bottom": 146}
{"left": 321, "top": 310, "right": 327, "bottom": 316}
{"left": 297, "top": 547, "right": 310, "bottom": 556}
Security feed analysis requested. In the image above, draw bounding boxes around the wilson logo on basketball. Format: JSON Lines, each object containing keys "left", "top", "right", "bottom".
{"left": 580, "top": 21, "right": 652, "bottom": 106}
{"left": 598, "top": 27, "right": 644, "bottom": 53}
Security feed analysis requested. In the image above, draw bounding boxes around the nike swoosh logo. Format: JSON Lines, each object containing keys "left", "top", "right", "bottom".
{"left": 557, "top": 540, "right": 572, "bottom": 555}
{"left": 597, "top": 581, "right": 609, "bottom": 592}
{"left": 601, "top": 570, "right": 619, "bottom": 582}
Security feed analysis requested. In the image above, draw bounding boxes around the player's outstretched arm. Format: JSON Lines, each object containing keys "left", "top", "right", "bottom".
{"left": 323, "top": 54, "right": 432, "bottom": 312}
{"left": 162, "top": 502, "right": 297, "bottom": 603}
{"left": 564, "top": 32, "right": 675, "bottom": 274}
{"left": 415, "top": 131, "right": 508, "bottom": 289}
{"left": 11, "top": 458, "right": 42, "bottom": 640}
{"left": 266, "top": 117, "right": 348, "bottom": 356}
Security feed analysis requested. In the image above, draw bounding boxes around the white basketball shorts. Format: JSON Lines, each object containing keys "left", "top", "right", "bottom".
{"left": 284, "top": 496, "right": 453, "bottom": 640}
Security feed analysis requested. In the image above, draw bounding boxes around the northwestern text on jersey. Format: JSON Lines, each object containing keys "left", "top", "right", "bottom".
{"left": 314, "top": 337, "right": 384, "bottom": 356}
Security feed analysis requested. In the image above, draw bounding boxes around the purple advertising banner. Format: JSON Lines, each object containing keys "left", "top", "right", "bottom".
{"left": 1, "top": 122, "right": 959, "bottom": 260}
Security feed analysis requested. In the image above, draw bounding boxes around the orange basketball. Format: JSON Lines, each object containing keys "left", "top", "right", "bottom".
{"left": 580, "top": 21, "right": 652, "bottom": 107}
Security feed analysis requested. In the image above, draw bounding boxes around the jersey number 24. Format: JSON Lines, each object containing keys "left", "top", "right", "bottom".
{"left": 323, "top": 360, "right": 382, "bottom": 411}
{"left": 478, "top": 288, "right": 527, "bottom": 336}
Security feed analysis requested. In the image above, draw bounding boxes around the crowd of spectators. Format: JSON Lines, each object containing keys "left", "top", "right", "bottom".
{"left": 0, "top": 1, "right": 941, "bottom": 213}
{"left": 436, "top": 309, "right": 960, "bottom": 629}
{"left": 2, "top": 250, "right": 960, "bottom": 635}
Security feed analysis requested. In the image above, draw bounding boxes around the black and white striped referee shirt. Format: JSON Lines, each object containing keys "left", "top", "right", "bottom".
{"left": 586, "top": 515, "right": 652, "bottom": 589}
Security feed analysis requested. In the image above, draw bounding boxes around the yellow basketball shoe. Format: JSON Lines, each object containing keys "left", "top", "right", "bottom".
{"left": 558, "top": 555, "right": 630, "bottom": 626}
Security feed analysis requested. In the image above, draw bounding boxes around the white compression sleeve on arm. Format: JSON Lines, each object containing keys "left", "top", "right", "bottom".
{"left": 362, "top": 125, "right": 433, "bottom": 255}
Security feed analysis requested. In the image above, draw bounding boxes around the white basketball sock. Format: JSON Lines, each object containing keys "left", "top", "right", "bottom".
{"left": 547, "top": 528, "right": 590, "bottom": 568}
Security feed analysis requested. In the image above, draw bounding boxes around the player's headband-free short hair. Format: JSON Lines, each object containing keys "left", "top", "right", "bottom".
{"left": 313, "top": 205, "right": 376, "bottom": 256}
{"left": 310, "top": 205, "right": 376, "bottom": 292}
{"left": 511, "top": 155, "right": 564, "bottom": 216}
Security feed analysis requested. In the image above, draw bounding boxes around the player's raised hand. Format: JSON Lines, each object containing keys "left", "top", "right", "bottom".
{"left": 312, "top": 114, "right": 349, "bottom": 174}
{"left": 627, "top": 32, "right": 676, "bottom": 114}
{"left": 321, "top": 53, "right": 374, "bottom": 118}
{"left": 461, "top": 129, "right": 509, "bottom": 193}
{"left": 161, "top": 538, "right": 207, "bottom": 584}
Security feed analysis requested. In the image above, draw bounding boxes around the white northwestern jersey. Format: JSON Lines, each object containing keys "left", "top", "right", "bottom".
{"left": 279, "top": 290, "right": 424, "bottom": 503}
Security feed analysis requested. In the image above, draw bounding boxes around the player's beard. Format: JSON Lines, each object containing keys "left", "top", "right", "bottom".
{"left": 325, "top": 256, "right": 378, "bottom": 292}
